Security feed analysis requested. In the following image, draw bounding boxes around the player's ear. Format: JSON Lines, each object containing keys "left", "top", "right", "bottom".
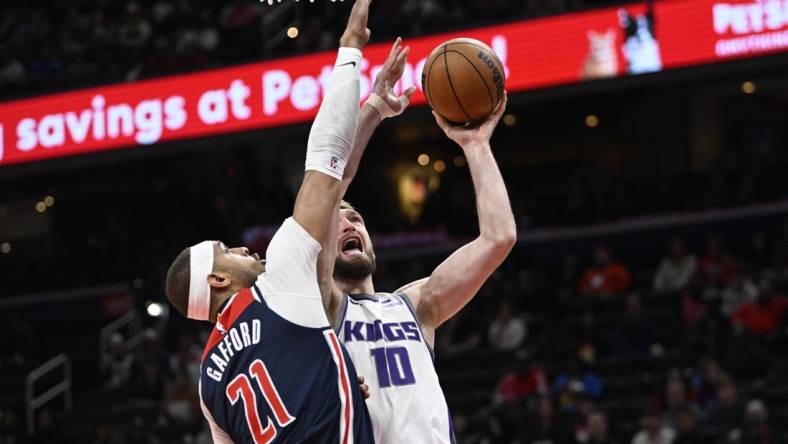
{"left": 207, "top": 272, "right": 232, "bottom": 290}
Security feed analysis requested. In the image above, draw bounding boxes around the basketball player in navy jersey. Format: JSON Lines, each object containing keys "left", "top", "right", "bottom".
{"left": 325, "top": 86, "right": 515, "bottom": 442}
{"left": 161, "top": 1, "right": 410, "bottom": 442}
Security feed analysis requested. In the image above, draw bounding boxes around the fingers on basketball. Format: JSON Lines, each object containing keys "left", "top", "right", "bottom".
{"left": 423, "top": 38, "right": 506, "bottom": 125}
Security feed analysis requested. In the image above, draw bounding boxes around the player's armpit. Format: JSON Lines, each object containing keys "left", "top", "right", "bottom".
{"left": 394, "top": 277, "right": 428, "bottom": 295}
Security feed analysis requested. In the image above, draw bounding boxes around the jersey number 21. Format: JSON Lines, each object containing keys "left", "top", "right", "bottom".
{"left": 226, "top": 359, "right": 296, "bottom": 444}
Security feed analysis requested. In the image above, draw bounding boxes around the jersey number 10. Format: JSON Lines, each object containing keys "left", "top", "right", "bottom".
{"left": 370, "top": 346, "right": 416, "bottom": 387}
{"left": 226, "top": 359, "right": 296, "bottom": 444}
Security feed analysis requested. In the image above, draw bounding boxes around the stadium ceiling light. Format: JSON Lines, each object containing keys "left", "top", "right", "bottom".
{"left": 44, "top": 195, "right": 55, "bottom": 207}
{"left": 418, "top": 154, "right": 430, "bottom": 166}
{"left": 35, "top": 202, "right": 46, "bottom": 213}
{"left": 503, "top": 114, "right": 517, "bottom": 126}
{"left": 1, "top": 242, "right": 11, "bottom": 254}
{"left": 454, "top": 156, "right": 466, "bottom": 167}
{"left": 585, "top": 114, "right": 599, "bottom": 128}
{"left": 434, "top": 160, "right": 446, "bottom": 173}
{"left": 146, "top": 301, "right": 166, "bottom": 318}
{"left": 742, "top": 81, "right": 756, "bottom": 94}
{"left": 287, "top": 27, "right": 299, "bottom": 39}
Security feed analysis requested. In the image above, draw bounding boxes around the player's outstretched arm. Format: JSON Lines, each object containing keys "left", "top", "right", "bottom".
{"left": 320, "top": 38, "right": 416, "bottom": 315}
{"left": 292, "top": 0, "right": 371, "bottom": 246}
{"left": 398, "top": 94, "right": 516, "bottom": 346}
{"left": 341, "top": 37, "right": 415, "bottom": 195}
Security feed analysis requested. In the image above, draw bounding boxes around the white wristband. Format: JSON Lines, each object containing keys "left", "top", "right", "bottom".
{"left": 364, "top": 93, "right": 408, "bottom": 119}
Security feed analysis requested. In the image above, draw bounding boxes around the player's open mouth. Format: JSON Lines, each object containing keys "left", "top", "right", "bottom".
{"left": 340, "top": 235, "right": 364, "bottom": 257}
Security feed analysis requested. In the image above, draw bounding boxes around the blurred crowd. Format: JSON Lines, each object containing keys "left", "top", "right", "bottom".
{"left": 437, "top": 229, "right": 788, "bottom": 444}
{"left": 0, "top": 0, "right": 622, "bottom": 100}
{"left": 4, "top": 224, "right": 787, "bottom": 443}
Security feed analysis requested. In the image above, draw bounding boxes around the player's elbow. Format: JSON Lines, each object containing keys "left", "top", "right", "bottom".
{"left": 483, "top": 225, "right": 517, "bottom": 255}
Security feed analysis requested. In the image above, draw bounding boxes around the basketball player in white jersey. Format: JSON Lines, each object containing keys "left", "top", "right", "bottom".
{"left": 323, "top": 64, "right": 516, "bottom": 441}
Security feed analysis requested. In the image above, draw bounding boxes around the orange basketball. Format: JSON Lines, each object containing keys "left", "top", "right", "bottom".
{"left": 421, "top": 38, "right": 505, "bottom": 125}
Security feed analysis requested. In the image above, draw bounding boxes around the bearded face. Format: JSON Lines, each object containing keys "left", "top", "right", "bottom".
{"left": 335, "top": 209, "right": 376, "bottom": 281}
{"left": 334, "top": 244, "right": 376, "bottom": 281}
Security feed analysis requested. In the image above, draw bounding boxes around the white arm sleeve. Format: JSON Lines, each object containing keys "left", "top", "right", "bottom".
{"left": 255, "top": 217, "right": 330, "bottom": 328}
{"left": 304, "top": 47, "right": 363, "bottom": 180}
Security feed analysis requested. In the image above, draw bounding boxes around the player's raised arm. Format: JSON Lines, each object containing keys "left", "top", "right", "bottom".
{"left": 291, "top": 0, "right": 371, "bottom": 246}
{"left": 399, "top": 93, "right": 516, "bottom": 346}
{"left": 341, "top": 37, "right": 415, "bottom": 195}
{"left": 319, "top": 38, "right": 416, "bottom": 314}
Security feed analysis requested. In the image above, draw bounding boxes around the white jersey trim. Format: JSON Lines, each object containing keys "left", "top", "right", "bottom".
{"left": 323, "top": 330, "right": 354, "bottom": 444}
{"left": 199, "top": 382, "right": 235, "bottom": 444}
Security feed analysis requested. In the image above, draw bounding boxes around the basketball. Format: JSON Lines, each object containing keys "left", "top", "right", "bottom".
{"left": 421, "top": 38, "right": 506, "bottom": 124}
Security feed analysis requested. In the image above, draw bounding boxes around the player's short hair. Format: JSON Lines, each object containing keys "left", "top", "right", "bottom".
{"left": 339, "top": 200, "right": 356, "bottom": 212}
{"left": 165, "top": 247, "right": 191, "bottom": 317}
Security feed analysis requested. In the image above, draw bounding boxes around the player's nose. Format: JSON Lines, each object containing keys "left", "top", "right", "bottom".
{"left": 339, "top": 217, "right": 355, "bottom": 232}
{"left": 229, "top": 247, "right": 249, "bottom": 256}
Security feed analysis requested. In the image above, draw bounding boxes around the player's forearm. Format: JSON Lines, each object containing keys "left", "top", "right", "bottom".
{"left": 296, "top": 48, "right": 362, "bottom": 243}
{"left": 462, "top": 142, "right": 517, "bottom": 248}
{"left": 341, "top": 103, "right": 382, "bottom": 196}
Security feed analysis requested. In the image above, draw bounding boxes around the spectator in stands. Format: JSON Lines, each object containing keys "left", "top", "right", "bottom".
{"left": 117, "top": 3, "right": 153, "bottom": 50}
{"left": 521, "top": 396, "right": 575, "bottom": 444}
{"left": 660, "top": 378, "right": 688, "bottom": 431}
{"left": 689, "top": 358, "right": 723, "bottom": 408}
{"left": 740, "top": 399, "right": 778, "bottom": 444}
{"left": 731, "top": 278, "right": 788, "bottom": 336}
{"left": 554, "top": 359, "right": 604, "bottom": 412}
{"left": 631, "top": 407, "right": 675, "bottom": 444}
{"left": 102, "top": 332, "right": 134, "bottom": 391}
{"left": 672, "top": 406, "right": 702, "bottom": 444}
{"left": 437, "top": 314, "right": 482, "bottom": 357}
{"left": 488, "top": 299, "right": 527, "bottom": 351}
{"left": 579, "top": 246, "right": 631, "bottom": 297}
{"left": 720, "top": 270, "right": 757, "bottom": 317}
{"left": 654, "top": 238, "right": 696, "bottom": 292}
{"left": 131, "top": 328, "right": 169, "bottom": 400}
{"left": 492, "top": 350, "right": 548, "bottom": 407}
{"left": 161, "top": 360, "right": 201, "bottom": 434}
{"left": 698, "top": 236, "right": 737, "bottom": 287}
{"left": 680, "top": 274, "right": 709, "bottom": 330}
{"left": 579, "top": 410, "right": 619, "bottom": 444}
{"left": 577, "top": 311, "right": 604, "bottom": 364}
{"left": 612, "top": 294, "right": 657, "bottom": 358}
{"left": 703, "top": 375, "right": 746, "bottom": 442}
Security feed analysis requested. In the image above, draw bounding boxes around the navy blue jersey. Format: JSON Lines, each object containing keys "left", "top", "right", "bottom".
{"left": 199, "top": 286, "right": 374, "bottom": 444}
{"left": 198, "top": 218, "right": 373, "bottom": 444}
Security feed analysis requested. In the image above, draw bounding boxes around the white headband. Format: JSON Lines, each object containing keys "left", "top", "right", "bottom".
{"left": 188, "top": 241, "right": 214, "bottom": 321}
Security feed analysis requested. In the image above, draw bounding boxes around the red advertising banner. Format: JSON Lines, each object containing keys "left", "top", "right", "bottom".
{"left": 1, "top": 0, "right": 786, "bottom": 166}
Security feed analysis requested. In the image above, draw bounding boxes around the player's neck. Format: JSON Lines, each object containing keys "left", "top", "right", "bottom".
{"left": 209, "top": 287, "right": 239, "bottom": 321}
{"left": 335, "top": 274, "right": 374, "bottom": 296}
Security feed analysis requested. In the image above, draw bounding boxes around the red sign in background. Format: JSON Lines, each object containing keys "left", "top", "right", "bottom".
{"left": 0, "top": 0, "right": 786, "bottom": 166}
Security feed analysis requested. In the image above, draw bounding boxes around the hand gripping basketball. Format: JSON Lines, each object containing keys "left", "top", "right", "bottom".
{"left": 433, "top": 92, "right": 508, "bottom": 148}
{"left": 365, "top": 37, "right": 417, "bottom": 119}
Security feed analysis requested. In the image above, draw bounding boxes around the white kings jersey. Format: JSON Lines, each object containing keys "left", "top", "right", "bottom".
{"left": 336, "top": 292, "right": 454, "bottom": 444}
